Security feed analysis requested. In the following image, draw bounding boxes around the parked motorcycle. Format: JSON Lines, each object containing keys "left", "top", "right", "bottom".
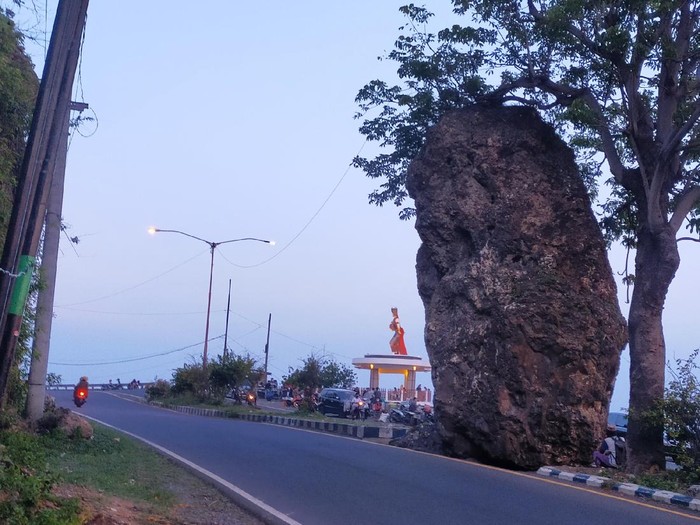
{"left": 389, "top": 407, "right": 418, "bottom": 425}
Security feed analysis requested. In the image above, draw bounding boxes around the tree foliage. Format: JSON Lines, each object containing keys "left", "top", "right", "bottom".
{"left": 645, "top": 350, "right": 700, "bottom": 478}
{"left": 0, "top": 8, "right": 37, "bottom": 414}
{"left": 0, "top": 9, "right": 37, "bottom": 241}
{"left": 283, "top": 354, "right": 356, "bottom": 391}
{"left": 170, "top": 354, "right": 259, "bottom": 401}
{"left": 355, "top": 1, "right": 700, "bottom": 241}
{"left": 207, "top": 354, "right": 257, "bottom": 398}
{"left": 170, "top": 360, "right": 209, "bottom": 400}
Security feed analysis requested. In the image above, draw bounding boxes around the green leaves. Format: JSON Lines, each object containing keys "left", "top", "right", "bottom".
{"left": 355, "top": 1, "right": 700, "bottom": 244}
{"left": 643, "top": 349, "right": 700, "bottom": 477}
{"left": 283, "top": 353, "right": 357, "bottom": 390}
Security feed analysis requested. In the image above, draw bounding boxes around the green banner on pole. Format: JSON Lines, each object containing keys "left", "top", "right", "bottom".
{"left": 9, "top": 255, "right": 35, "bottom": 316}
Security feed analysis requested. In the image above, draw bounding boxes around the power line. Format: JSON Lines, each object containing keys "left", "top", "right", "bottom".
{"left": 55, "top": 249, "right": 207, "bottom": 307}
{"left": 220, "top": 140, "right": 367, "bottom": 269}
{"left": 48, "top": 336, "right": 223, "bottom": 366}
{"left": 55, "top": 306, "right": 223, "bottom": 316}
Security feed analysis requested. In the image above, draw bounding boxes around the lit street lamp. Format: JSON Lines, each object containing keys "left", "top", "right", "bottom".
{"left": 148, "top": 227, "right": 274, "bottom": 369}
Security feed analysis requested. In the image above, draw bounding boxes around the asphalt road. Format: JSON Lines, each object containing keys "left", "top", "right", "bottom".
{"left": 53, "top": 390, "right": 699, "bottom": 525}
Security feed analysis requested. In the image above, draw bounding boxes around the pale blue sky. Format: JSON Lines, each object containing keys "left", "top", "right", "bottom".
{"left": 14, "top": 2, "right": 699, "bottom": 410}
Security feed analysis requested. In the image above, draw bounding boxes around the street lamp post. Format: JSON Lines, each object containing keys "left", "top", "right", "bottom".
{"left": 148, "top": 227, "right": 273, "bottom": 369}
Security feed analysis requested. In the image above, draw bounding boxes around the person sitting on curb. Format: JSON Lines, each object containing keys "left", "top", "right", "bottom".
{"left": 593, "top": 424, "right": 621, "bottom": 468}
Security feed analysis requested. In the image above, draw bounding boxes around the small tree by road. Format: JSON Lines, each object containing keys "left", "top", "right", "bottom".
{"left": 283, "top": 354, "right": 356, "bottom": 391}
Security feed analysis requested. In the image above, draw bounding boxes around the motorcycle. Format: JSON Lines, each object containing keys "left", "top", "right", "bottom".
{"left": 351, "top": 399, "right": 368, "bottom": 420}
{"left": 73, "top": 387, "right": 88, "bottom": 407}
{"left": 389, "top": 407, "right": 418, "bottom": 425}
{"left": 246, "top": 390, "right": 257, "bottom": 406}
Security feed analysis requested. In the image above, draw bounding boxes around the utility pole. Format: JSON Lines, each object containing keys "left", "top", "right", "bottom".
{"left": 26, "top": 101, "right": 88, "bottom": 423}
{"left": 0, "top": 0, "right": 89, "bottom": 406}
{"left": 264, "top": 313, "right": 271, "bottom": 381}
{"left": 223, "top": 279, "right": 231, "bottom": 360}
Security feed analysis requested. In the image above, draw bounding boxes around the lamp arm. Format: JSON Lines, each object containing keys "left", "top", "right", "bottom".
{"left": 154, "top": 229, "right": 212, "bottom": 246}
{"left": 217, "top": 237, "right": 272, "bottom": 246}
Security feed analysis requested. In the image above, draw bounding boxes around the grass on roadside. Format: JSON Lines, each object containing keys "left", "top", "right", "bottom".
{"left": 0, "top": 426, "right": 81, "bottom": 525}
{"left": 43, "top": 423, "right": 178, "bottom": 510}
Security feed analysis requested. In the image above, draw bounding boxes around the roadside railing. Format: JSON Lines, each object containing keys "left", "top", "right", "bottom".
{"left": 46, "top": 383, "right": 154, "bottom": 391}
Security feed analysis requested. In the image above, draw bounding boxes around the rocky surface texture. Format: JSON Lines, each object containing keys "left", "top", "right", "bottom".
{"left": 405, "top": 105, "right": 627, "bottom": 470}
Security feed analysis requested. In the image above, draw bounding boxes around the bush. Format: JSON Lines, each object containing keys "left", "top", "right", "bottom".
{"left": 171, "top": 362, "right": 210, "bottom": 399}
{"left": 208, "top": 354, "right": 257, "bottom": 399}
{"left": 644, "top": 349, "right": 700, "bottom": 481}
{"left": 145, "top": 379, "right": 171, "bottom": 400}
{"left": 284, "top": 354, "right": 357, "bottom": 391}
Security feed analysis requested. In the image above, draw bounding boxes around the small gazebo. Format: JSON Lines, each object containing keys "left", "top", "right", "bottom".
{"left": 352, "top": 354, "right": 431, "bottom": 401}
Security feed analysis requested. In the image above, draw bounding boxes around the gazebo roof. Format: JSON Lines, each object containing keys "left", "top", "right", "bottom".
{"left": 352, "top": 354, "right": 431, "bottom": 374}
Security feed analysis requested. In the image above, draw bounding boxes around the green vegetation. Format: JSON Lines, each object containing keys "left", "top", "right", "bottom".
{"left": 0, "top": 7, "right": 39, "bottom": 412}
{"left": 43, "top": 423, "right": 176, "bottom": 507}
{"left": 283, "top": 353, "right": 356, "bottom": 391}
{"left": 0, "top": 8, "right": 38, "bottom": 233}
{"left": 0, "top": 423, "right": 80, "bottom": 524}
{"left": 643, "top": 349, "right": 700, "bottom": 482}
{"left": 150, "top": 352, "right": 357, "bottom": 411}
{"left": 149, "top": 353, "right": 260, "bottom": 403}
{"left": 0, "top": 417, "right": 217, "bottom": 524}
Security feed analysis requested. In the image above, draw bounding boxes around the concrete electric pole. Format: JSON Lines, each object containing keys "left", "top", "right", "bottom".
{"left": 26, "top": 101, "right": 88, "bottom": 423}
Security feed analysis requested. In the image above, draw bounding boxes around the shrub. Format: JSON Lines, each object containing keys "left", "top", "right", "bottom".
{"left": 208, "top": 354, "right": 257, "bottom": 399}
{"left": 284, "top": 354, "right": 356, "bottom": 391}
{"left": 171, "top": 362, "right": 209, "bottom": 398}
{"left": 145, "top": 379, "right": 171, "bottom": 400}
{"left": 644, "top": 349, "right": 700, "bottom": 481}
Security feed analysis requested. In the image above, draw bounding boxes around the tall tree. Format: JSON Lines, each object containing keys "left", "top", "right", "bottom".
{"left": 355, "top": 1, "right": 700, "bottom": 473}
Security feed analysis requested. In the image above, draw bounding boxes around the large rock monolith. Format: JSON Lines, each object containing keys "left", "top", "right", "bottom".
{"left": 406, "top": 105, "right": 627, "bottom": 469}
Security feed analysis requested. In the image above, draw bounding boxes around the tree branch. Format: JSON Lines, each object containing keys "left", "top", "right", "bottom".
{"left": 670, "top": 186, "right": 700, "bottom": 233}
{"left": 579, "top": 90, "right": 627, "bottom": 184}
{"left": 662, "top": 101, "right": 700, "bottom": 160}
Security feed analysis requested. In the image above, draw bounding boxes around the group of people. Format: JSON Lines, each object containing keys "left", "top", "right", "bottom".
{"left": 106, "top": 378, "right": 141, "bottom": 390}
{"left": 350, "top": 387, "right": 383, "bottom": 420}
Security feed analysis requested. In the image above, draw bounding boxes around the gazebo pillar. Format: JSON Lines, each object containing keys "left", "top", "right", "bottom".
{"left": 369, "top": 368, "right": 379, "bottom": 389}
{"left": 404, "top": 368, "right": 416, "bottom": 394}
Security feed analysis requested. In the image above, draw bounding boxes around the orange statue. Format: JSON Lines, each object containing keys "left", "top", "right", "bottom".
{"left": 389, "top": 307, "right": 407, "bottom": 355}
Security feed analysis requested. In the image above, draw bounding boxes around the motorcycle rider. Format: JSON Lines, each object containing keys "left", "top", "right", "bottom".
{"left": 73, "top": 376, "right": 89, "bottom": 406}
{"left": 351, "top": 392, "right": 365, "bottom": 420}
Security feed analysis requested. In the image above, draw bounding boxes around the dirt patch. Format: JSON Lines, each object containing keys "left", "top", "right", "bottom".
{"left": 54, "top": 479, "right": 266, "bottom": 525}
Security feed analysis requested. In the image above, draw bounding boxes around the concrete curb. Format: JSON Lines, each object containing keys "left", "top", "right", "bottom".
{"left": 537, "top": 466, "right": 700, "bottom": 512}
{"left": 150, "top": 402, "right": 409, "bottom": 440}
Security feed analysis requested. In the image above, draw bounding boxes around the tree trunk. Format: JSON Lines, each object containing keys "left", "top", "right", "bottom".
{"left": 626, "top": 223, "right": 680, "bottom": 473}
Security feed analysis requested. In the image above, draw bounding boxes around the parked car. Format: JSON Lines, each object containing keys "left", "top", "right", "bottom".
{"left": 608, "top": 412, "right": 628, "bottom": 436}
{"left": 317, "top": 388, "right": 355, "bottom": 417}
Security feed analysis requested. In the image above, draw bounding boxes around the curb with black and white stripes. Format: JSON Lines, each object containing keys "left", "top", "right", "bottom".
{"left": 537, "top": 466, "right": 700, "bottom": 512}
{"left": 151, "top": 402, "right": 409, "bottom": 440}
